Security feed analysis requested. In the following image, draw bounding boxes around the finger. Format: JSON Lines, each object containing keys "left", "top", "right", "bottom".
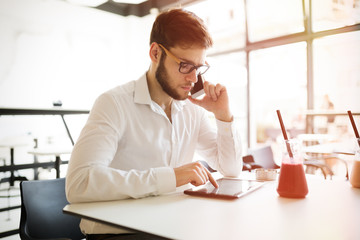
{"left": 189, "top": 166, "right": 206, "bottom": 186}
{"left": 203, "top": 80, "right": 210, "bottom": 96}
{"left": 204, "top": 167, "right": 219, "bottom": 188}
{"left": 208, "top": 84, "right": 218, "bottom": 101}
{"left": 196, "top": 164, "right": 209, "bottom": 183}
{"left": 202, "top": 168, "right": 209, "bottom": 182}
{"left": 190, "top": 172, "right": 206, "bottom": 186}
{"left": 215, "top": 83, "right": 223, "bottom": 97}
{"left": 209, "top": 173, "right": 219, "bottom": 188}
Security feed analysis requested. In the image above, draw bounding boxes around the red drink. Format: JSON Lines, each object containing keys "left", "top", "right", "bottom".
{"left": 277, "top": 162, "right": 308, "bottom": 198}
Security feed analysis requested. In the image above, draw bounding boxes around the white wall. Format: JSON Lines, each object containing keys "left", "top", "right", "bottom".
{"left": 0, "top": 0, "right": 155, "bottom": 145}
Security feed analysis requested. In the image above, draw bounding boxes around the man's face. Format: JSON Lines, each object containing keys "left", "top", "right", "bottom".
{"left": 155, "top": 45, "right": 206, "bottom": 100}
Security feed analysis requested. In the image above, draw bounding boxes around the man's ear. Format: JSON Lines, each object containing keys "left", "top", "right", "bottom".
{"left": 149, "top": 42, "right": 161, "bottom": 63}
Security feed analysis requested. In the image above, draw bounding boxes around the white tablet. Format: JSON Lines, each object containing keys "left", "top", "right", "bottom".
{"left": 184, "top": 178, "right": 264, "bottom": 200}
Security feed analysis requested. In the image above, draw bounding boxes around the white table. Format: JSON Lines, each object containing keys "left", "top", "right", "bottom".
{"left": 63, "top": 176, "right": 360, "bottom": 240}
{"left": 0, "top": 107, "right": 89, "bottom": 145}
{"left": 28, "top": 148, "right": 72, "bottom": 178}
{"left": 0, "top": 136, "right": 33, "bottom": 186}
{"left": 0, "top": 107, "right": 89, "bottom": 182}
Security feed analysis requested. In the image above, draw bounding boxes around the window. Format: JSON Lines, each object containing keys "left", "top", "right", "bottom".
{"left": 186, "top": 0, "right": 248, "bottom": 149}
{"left": 186, "top": 0, "right": 246, "bottom": 54}
{"left": 186, "top": 0, "right": 360, "bottom": 148}
{"left": 246, "top": 0, "right": 304, "bottom": 42}
{"left": 312, "top": 31, "right": 360, "bottom": 135}
{"left": 312, "top": 0, "right": 360, "bottom": 32}
{"left": 249, "top": 42, "right": 307, "bottom": 144}
{"left": 313, "top": 31, "right": 360, "bottom": 110}
{"left": 207, "top": 52, "right": 248, "bottom": 148}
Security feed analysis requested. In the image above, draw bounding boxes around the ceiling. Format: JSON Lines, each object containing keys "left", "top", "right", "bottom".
{"left": 93, "top": 0, "right": 200, "bottom": 17}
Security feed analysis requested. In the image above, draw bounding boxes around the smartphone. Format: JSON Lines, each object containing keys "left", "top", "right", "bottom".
{"left": 191, "top": 74, "right": 205, "bottom": 99}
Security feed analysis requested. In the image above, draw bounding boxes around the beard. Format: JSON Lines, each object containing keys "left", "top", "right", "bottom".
{"left": 155, "top": 54, "right": 189, "bottom": 100}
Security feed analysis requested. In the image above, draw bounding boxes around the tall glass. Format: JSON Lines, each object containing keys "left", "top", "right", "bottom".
{"left": 350, "top": 148, "right": 360, "bottom": 188}
{"left": 277, "top": 139, "right": 308, "bottom": 198}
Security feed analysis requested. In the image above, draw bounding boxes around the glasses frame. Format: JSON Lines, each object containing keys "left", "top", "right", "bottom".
{"left": 158, "top": 43, "right": 210, "bottom": 75}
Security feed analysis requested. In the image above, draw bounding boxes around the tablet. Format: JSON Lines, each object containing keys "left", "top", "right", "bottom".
{"left": 184, "top": 178, "right": 265, "bottom": 200}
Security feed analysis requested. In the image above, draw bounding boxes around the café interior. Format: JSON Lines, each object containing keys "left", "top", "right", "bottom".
{"left": 0, "top": 0, "right": 359, "bottom": 238}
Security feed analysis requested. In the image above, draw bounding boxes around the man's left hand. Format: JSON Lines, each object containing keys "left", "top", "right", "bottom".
{"left": 188, "top": 80, "right": 233, "bottom": 122}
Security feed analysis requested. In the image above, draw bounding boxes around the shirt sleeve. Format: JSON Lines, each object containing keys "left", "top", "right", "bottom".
{"left": 195, "top": 110, "right": 243, "bottom": 177}
{"left": 65, "top": 93, "right": 176, "bottom": 203}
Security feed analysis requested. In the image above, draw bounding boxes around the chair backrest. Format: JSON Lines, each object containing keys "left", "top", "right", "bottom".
{"left": 242, "top": 155, "right": 264, "bottom": 171}
{"left": 248, "top": 145, "right": 280, "bottom": 169}
{"left": 20, "top": 178, "right": 84, "bottom": 240}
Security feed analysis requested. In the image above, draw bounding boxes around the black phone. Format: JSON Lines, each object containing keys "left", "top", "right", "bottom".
{"left": 191, "top": 74, "right": 205, "bottom": 99}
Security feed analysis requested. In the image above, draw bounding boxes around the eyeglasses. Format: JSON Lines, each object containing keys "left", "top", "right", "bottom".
{"left": 158, "top": 44, "right": 210, "bottom": 75}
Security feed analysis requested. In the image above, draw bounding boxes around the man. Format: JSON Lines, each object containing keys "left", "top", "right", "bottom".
{"left": 66, "top": 8, "right": 242, "bottom": 239}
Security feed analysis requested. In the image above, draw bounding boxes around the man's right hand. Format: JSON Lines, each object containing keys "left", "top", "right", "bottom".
{"left": 174, "top": 162, "right": 219, "bottom": 188}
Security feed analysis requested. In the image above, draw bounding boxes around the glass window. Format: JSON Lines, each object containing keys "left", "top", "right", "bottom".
{"left": 312, "top": 0, "right": 360, "bottom": 32}
{"left": 185, "top": 0, "right": 246, "bottom": 54}
{"left": 246, "top": 0, "right": 304, "bottom": 42}
{"left": 313, "top": 31, "right": 360, "bottom": 135}
{"left": 206, "top": 52, "right": 248, "bottom": 149}
{"left": 249, "top": 42, "right": 307, "bottom": 146}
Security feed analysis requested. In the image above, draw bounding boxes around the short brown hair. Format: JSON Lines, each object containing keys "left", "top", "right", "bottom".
{"left": 149, "top": 8, "right": 213, "bottom": 49}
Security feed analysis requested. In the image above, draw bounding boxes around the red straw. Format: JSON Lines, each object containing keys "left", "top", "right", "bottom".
{"left": 276, "top": 110, "right": 294, "bottom": 159}
{"left": 347, "top": 110, "right": 360, "bottom": 147}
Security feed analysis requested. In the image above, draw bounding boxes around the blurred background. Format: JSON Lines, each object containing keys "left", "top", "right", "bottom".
{"left": 0, "top": 0, "right": 359, "bottom": 238}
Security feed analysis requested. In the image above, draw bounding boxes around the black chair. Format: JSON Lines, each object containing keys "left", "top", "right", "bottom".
{"left": 242, "top": 155, "right": 264, "bottom": 171}
{"left": 19, "top": 178, "right": 84, "bottom": 240}
{"left": 303, "top": 153, "right": 349, "bottom": 180}
{"left": 248, "top": 145, "right": 280, "bottom": 169}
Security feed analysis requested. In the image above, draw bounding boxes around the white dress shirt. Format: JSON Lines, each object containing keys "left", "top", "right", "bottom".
{"left": 66, "top": 73, "right": 242, "bottom": 234}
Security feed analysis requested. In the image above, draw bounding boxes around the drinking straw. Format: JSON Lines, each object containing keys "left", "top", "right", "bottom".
{"left": 347, "top": 110, "right": 360, "bottom": 147}
{"left": 276, "top": 110, "right": 294, "bottom": 159}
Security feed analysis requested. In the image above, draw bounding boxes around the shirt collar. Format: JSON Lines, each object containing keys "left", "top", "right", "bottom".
{"left": 134, "top": 73, "right": 152, "bottom": 105}
{"left": 172, "top": 99, "right": 186, "bottom": 113}
{"left": 134, "top": 72, "right": 187, "bottom": 111}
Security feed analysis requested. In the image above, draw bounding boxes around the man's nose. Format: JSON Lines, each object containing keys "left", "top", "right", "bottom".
{"left": 186, "top": 70, "right": 198, "bottom": 83}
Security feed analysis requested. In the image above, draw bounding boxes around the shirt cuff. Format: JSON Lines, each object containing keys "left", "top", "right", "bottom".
{"left": 154, "top": 167, "right": 176, "bottom": 194}
{"left": 216, "top": 119, "right": 235, "bottom": 137}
